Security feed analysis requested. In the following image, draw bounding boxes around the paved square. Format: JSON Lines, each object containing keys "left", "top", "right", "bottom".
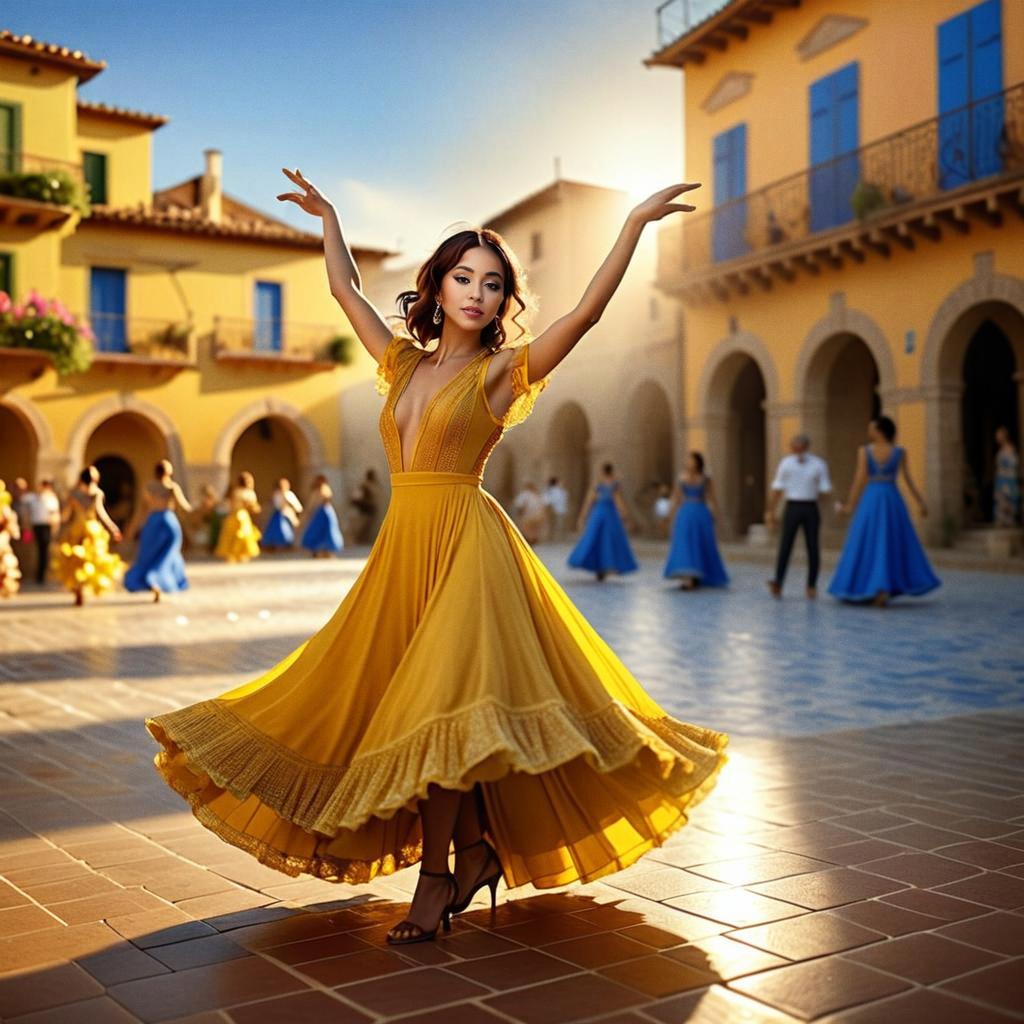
{"left": 1, "top": 548, "right": 1022, "bottom": 1022}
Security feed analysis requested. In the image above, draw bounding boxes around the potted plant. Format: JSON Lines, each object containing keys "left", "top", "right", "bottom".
{"left": 0, "top": 289, "right": 94, "bottom": 374}
{"left": 326, "top": 333, "right": 354, "bottom": 365}
{"left": 0, "top": 168, "right": 90, "bottom": 215}
{"left": 851, "top": 180, "right": 887, "bottom": 222}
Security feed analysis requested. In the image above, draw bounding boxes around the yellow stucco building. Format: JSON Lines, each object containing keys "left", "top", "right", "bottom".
{"left": 649, "top": 0, "right": 1024, "bottom": 552}
{"left": 0, "top": 30, "right": 394, "bottom": 530}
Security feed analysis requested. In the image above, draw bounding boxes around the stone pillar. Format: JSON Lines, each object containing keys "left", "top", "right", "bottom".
{"left": 923, "top": 381, "right": 963, "bottom": 547}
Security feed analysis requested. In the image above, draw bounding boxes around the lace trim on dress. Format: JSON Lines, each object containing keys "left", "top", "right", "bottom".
{"left": 145, "top": 696, "right": 727, "bottom": 854}
{"left": 375, "top": 333, "right": 414, "bottom": 397}
{"left": 504, "top": 344, "right": 550, "bottom": 429}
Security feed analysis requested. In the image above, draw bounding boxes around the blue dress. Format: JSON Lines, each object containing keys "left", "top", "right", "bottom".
{"left": 124, "top": 509, "right": 188, "bottom": 593}
{"left": 568, "top": 481, "right": 638, "bottom": 575}
{"left": 663, "top": 478, "right": 729, "bottom": 586}
{"left": 828, "top": 445, "right": 941, "bottom": 602}
{"left": 263, "top": 509, "right": 296, "bottom": 547}
{"left": 301, "top": 501, "right": 344, "bottom": 554}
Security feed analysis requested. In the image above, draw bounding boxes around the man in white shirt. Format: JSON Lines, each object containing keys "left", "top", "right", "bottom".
{"left": 27, "top": 479, "right": 62, "bottom": 585}
{"left": 543, "top": 476, "right": 569, "bottom": 542}
{"left": 766, "top": 434, "right": 832, "bottom": 599}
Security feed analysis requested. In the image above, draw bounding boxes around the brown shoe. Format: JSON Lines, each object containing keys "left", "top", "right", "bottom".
{"left": 806, "top": 586, "right": 817, "bottom": 600}
{"left": 767, "top": 580, "right": 781, "bottom": 599}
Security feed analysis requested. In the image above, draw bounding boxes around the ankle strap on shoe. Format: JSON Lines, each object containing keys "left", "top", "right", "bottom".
{"left": 420, "top": 867, "right": 455, "bottom": 878}
{"left": 453, "top": 837, "right": 490, "bottom": 855}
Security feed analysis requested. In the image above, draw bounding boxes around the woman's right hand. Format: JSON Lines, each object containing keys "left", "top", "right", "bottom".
{"left": 277, "top": 168, "right": 333, "bottom": 218}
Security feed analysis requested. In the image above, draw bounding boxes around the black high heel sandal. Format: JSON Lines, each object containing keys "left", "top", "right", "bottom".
{"left": 449, "top": 837, "right": 503, "bottom": 915}
{"left": 385, "top": 868, "right": 459, "bottom": 945}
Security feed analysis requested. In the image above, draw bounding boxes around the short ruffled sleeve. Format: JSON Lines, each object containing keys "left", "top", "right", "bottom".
{"left": 375, "top": 333, "right": 414, "bottom": 397}
{"left": 503, "top": 344, "right": 551, "bottom": 429}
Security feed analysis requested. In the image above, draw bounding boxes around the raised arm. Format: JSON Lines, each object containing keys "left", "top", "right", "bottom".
{"left": 277, "top": 168, "right": 393, "bottom": 363}
{"left": 524, "top": 183, "right": 701, "bottom": 382}
{"left": 171, "top": 480, "right": 193, "bottom": 515}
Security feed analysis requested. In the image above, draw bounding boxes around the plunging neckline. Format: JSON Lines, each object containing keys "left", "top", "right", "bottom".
{"left": 391, "top": 347, "right": 491, "bottom": 472}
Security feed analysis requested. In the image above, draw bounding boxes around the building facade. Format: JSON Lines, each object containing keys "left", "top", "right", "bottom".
{"left": 0, "top": 30, "right": 393, "bottom": 531}
{"left": 649, "top": 0, "right": 1024, "bottom": 550}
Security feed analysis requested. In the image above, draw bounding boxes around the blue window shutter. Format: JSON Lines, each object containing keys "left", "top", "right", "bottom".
{"left": 712, "top": 124, "right": 748, "bottom": 262}
{"left": 809, "top": 63, "right": 859, "bottom": 231}
{"left": 971, "top": 0, "right": 1003, "bottom": 178}
{"left": 89, "top": 267, "right": 127, "bottom": 352}
{"left": 254, "top": 281, "right": 282, "bottom": 352}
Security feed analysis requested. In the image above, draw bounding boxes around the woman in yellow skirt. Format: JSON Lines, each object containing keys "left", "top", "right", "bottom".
{"left": 214, "top": 471, "right": 262, "bottom": 563}
{"left": 0, "top": 479, "right": 22, "bottom": 598}
{"left": 53, "top": 466, "right": 125, "bottom": 606}
{"left": 145, "top": 170, "right": 727, "bottom": 946}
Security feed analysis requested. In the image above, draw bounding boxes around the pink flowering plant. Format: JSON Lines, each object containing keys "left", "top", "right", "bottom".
{"left": 0, "top": 290, "right": 94, "bottom": 374}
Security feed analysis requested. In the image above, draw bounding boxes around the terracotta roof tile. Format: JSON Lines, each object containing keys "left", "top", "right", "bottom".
{"left": 77, "top": 99, "right": 169, "bottom": 129}
{"left": 0, "top": 29, "right": 106, "bottom": 82}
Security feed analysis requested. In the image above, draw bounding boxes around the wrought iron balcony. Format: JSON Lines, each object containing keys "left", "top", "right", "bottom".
{"left": 655, "top": 0, "right": 731, "bottom": 47}
{"left": 211, "top": 316, "right": 340, "bottom": 369}
{"left": 659, "top": 81, "right": 1024, "bottom": 300}
{"left": 81, "top": 313, "right": 194, "bottom": 363}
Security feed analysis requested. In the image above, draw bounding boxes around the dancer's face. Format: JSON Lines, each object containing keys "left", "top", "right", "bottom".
{"left": 437, "top": 246, "right": 505, "bottom": 332}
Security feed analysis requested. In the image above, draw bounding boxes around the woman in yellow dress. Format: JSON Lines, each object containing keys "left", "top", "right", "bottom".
{"left": 213, "top": 471, "right": 262, "bottom": 563}
{"left": 0, "top": 479, "right": 22, "bottom": 598}
{"left": 53, "top": 466, "right": 125, "bottom": 606}
{"left": 145, "top": 170, "right": 727, "bottom": 946}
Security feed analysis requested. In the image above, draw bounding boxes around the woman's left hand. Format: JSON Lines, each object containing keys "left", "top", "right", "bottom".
{"left": 628, "top": 182, "right": 701, "bottom": 225}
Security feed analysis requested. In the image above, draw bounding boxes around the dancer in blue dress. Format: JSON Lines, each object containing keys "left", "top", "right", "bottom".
{"left": 262, "top": 477, "right": 304, "bottom": 552}
{"left": 301, "top": 474, "right": 344, "bottom": 557}
{"left": 829, "top": 415, "right": 940, "bottom": 606}
{"left": 124, "top": 460, "right": 192, "bottom": 602}
{"left": 663, "top": 452, "right": 729, "bottom": 590}
{"left": 568, "top": 463, "right": 637, "bottom": 581}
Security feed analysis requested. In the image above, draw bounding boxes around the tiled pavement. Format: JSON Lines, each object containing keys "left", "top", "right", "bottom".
{"left": 1, "top": 552, "right": 1023, "bottom": 1022}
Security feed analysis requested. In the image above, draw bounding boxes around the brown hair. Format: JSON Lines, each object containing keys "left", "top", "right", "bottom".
{"left": 391, "top": 227, "right": 535, "bottom": 351}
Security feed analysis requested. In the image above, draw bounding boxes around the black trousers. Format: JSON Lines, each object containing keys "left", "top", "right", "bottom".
{"left": 33, "top": 524, "right": 52, "bottom": 584}
{"left": 773, "top": 500, "right": 820, "bottom": 588}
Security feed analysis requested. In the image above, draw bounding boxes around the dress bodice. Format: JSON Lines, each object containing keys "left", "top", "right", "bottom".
{"left": 866, "top": 444, "right": 902, "bottom": 483}
{"left": 69, "top": 488, "right": 101, "bottom": 522}
{"left": 376, "top": 333, "right": 550, "bottom": 477}
{"left": 595, "top": 482, "right": 618, "bottom": 502}
{"left": 997, "top": 449, "right": 1019, "bottom": 478}
{"left": 679, "top": 478, "right": 706, "bottom": 501}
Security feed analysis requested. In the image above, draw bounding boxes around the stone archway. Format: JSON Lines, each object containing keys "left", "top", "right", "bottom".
{"left": 922, "top": 259, "right": 1024, "bottom": 541}
{"left": 699, "top": 333, "right": 779, "bottom": 540}
{"left": 212, "top": 398, "right": 327, "bottom": 505}
{"left": 546, "top": 402, "right": 592, "bottom": 523}
{"left": 625, "top": 379, "right": 675, "bottom": 536}
{"left": 800, "top": 334, "right": 882, "bottom": 502}
{"left": 0, "top": 393, "right": 64, "bottom": 484}
{"left": 83, "top": 411, "right": 172, "bottom": 528}
{"left": 0, "top": 402, "right": 39, "bottom": 486}
{"left": 67, "top": 395, "right": 186, "bottom": 494}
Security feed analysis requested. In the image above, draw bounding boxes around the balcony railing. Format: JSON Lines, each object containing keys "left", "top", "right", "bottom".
{"left": 655, "top": 0, "right": 730, "bottom": 48}
{"left": 212, "top": 316, "right": 339, "bottom": 364}
{"left": 80, "top": 313, "right": 193, "bottom": 361}
{"left": 670, "top": 81, "right": 1024, "bottom": 281}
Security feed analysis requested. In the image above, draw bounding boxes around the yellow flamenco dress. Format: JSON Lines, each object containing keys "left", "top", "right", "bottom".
{"left": 52, "top": 490, "right": 125, "bottom": 597}
{"left": 214, "top": 488, "right": 262, "bottom": 563}
{"left": 0, "top": 491, "right": 21, "bottom": 598}
{"left": 145, "top": 334, "right": 728, "bottom": 889}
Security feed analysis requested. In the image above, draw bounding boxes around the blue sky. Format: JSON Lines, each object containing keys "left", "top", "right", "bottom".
{"left": 26, "top": 1, "right": 687, "bottom": 268}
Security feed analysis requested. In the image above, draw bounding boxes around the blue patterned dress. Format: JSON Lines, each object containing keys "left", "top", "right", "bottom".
{"left": 663, "top": 478, "right": 729, "bottom": 586}
{"left": 568, "top": 481, "right": 637, "bottom": 575}
{"left": 828, "top": 445, "right": 941, "bottom": 602}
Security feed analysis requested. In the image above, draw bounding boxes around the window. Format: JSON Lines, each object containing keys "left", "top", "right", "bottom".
{"left": 530, "top": 231, "right": 543, "bottom": 261}
{"left": 254, "top": 281, "right": 283, "bottom": 351}
{"left": 809, "top": 61, "right": 860, "bottom": 232}
{"left": 938, "top": 0, "right": 1003, "bottom": 188}
{"left": 89, "top": 266, "right": 127, "bottom": 352}
{"left": 0, "top": 252, "right": 12, "bottom": 297}
{"left": 82, "top": 151, "right": 108, "bottom": 204}
{"left": 712, "top": 122, "right": 748, "bottom": 263}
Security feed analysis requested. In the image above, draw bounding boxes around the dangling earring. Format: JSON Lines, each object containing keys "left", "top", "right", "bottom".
{"left": 432, "top": 300, "right": 443, "bottom": 325}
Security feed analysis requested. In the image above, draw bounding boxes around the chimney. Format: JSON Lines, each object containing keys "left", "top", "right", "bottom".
{"left": 199, "top": 148, "right": 223, "bottom": 224}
